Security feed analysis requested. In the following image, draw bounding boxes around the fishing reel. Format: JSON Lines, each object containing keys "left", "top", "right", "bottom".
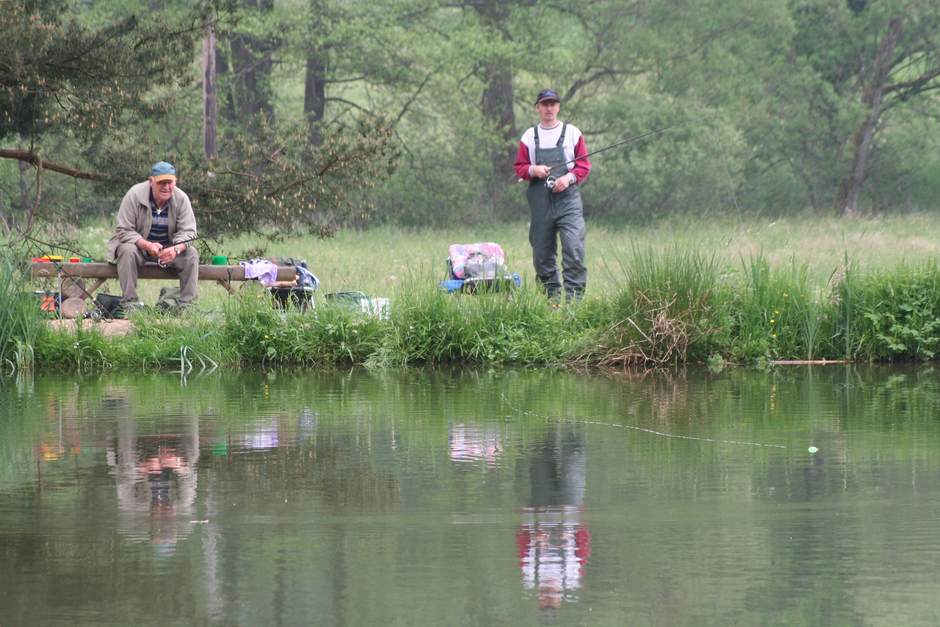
{"left": 544, "top": 175, "right": 558, "bottom": 190}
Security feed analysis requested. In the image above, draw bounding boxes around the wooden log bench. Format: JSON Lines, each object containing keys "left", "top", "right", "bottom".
{"left": 31, "top": 261, "right": 297, "bottom": 299}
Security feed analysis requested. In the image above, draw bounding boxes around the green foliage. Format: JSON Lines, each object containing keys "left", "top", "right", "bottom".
{"left": 0, "top": 0, "right": 209, "bottom": 142}
{"left": 7, "top": 0, "right": 940, "bottom": 232}
{"left": 222, "top": 283, "right": 383, "bottom": 366}
{"left": 850, "top": 263, "right": 940, "bottom": 361}
{"left": 94, "top": 115, "right": 399, "bottom": 239}
{"left": 381, "top": 286, "right": 579, "bottom": 366}
{"left": 381, "top": 289, "right": 475, "bottom": 365}
{"left": 33, "top": 319, "right": 110, "bottom": 371}
{"left": 24, "top": 248, "right": 940, "bottom": 370}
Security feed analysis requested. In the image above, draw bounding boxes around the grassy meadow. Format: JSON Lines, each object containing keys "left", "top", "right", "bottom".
{"left": 14, "top": 211, "right": 940, "bottom": 372}
{"left": 63, "top": 212, "right": 940, "bottom": 302}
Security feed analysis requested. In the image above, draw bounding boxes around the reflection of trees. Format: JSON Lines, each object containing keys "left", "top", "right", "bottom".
{"left": 311, "top": 427, "right": 400, "bottom": 512}
{"left": 200, "top": 406, "right": 402, "bottom": 626}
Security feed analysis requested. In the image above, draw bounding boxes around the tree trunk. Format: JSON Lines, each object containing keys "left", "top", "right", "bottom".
{"left": 228, "top": 0, "right": 275, "bottom": 132}
{"left": 203, "top": 20, "right": 217, "bottom": 159}
{"left": 304, "top": 0, "right": 327, "bottom": 146}
{"left": 304, "top": 54, "right": 326, "bottom": 146}
{"left": 474, "top": 1, "right": 517, "bottom": 216}
{"left": 481, "top": 63, "right": 516, "bottom": 175}
{"left": 836, "top": 16, "right": 902, "bottom": 217}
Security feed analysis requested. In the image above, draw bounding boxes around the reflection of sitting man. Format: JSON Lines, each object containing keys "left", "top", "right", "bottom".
{"left": 516, "top": 424, "right": 591, "bottom": 612}
{"left": 107, "top": 414, "right": 199, "bottom": 555}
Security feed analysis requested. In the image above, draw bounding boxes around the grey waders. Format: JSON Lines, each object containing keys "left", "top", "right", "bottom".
{"left": 526, "top": 123, "right": 587, "bottom": 301}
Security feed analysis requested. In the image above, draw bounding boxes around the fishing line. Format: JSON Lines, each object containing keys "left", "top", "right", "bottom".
{"left": 516, "top": 123, "right": 685, "bottom": 188}
{"left": 500, "top": 394, "right": 787, "bottom": 449}
{"left": 543, "top": 125, "right": 680, "bottom": 190}
{"left": 578, "top": 419, "right": 787, "bottom": 449}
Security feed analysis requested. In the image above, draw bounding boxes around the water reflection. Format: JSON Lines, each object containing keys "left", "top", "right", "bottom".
{"left": 6, "top": 367, "right": 940, "bottom": 625}
{"left": 449, "top": 424, "right": 502, "bottom": 466}
{"left": 516, "top": 422, "right": 591, "bottom": 618}
{"left": 107, "top": 398, "right": 200, "bottom": 554}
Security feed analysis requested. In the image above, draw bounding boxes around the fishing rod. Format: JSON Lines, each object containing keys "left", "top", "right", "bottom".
{"left": 519, "top": 123, "right": 683, "bottom": 189}
{"left": 150, "top": 234, "right": 204, "bottom": 267}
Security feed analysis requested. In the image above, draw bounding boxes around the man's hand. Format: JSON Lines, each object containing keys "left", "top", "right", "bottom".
{"left": 138, "top": 240, "right": 163, "bottom": 257}
{"left": 551, "top": 175, "right": 572, "bottom": 193}
{"left": 157, "top": 245, "right": 180, "bottom": 266}
{"left": 531, "top": 164, "right": 552, "bottom": 179}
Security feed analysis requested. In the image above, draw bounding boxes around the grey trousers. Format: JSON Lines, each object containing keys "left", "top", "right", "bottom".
{"left": 115, "top": 243, "right": 200, "bottom": 305}
{"left": 528, "top": 187, "right": 587, "bottom": 299}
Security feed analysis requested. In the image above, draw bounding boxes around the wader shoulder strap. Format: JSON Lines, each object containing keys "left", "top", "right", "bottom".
{"left": 556, "top": 122, "right": 567, "bottom": 147}
{"left": 532, "top": 126, "right": 539, "bottom": 149}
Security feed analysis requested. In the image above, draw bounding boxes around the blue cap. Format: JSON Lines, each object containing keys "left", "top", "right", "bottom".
{"left": 535, "top": 89, "right": 560, "bottom": 104}
{"left": 150, "top": 161, "right": 177, "bottom": 182}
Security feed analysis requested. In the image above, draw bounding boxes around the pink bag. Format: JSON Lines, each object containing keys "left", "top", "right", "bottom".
{"left": 447, "top": 243, "right": 506, "bottom": 279}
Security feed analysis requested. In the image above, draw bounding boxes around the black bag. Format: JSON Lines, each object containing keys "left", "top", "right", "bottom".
{"left": 94, "top": 293, "right": 124, "bottom": 319}
{"left": 156, "top": 287, "right": 183, "bottom": 313}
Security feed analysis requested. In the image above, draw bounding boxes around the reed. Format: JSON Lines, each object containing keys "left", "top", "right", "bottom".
{"left": 0, "top": 255, "right": 41, "bottom": 373}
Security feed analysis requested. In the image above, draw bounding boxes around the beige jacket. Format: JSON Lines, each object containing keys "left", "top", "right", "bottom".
{"left": 106, "top": 181, "right": 198, "bottom": 263}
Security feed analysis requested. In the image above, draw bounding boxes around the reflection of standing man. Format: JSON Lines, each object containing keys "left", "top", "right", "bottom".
{"left": 516, "top": 423, "right": 592, "bottom": 612}
{"left": 514, "top": 89, "right": 592, "bottom": 301}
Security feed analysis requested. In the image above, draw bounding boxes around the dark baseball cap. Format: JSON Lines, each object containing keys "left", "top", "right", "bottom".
{"left": 535, "top": 89, "right": 560, "bottom": 104}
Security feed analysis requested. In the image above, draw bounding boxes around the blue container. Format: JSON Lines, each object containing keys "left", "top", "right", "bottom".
{"left": 439, "top": 279, "right": 464, "bottom": 293}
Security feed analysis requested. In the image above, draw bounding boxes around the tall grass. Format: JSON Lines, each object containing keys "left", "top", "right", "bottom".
{"left": 0, "top": 255, "right": 41, "bottom": 372}
{"left": 222, "top": 282, "right": 384, "bottom": 367}
{"left": 382, "top": 284, "right": 582, "bottom": 366}
{"left": 731, "top": 254, "right": 839, "bottom": 362}
{"left": 577, "top": 246, "right": 727, "bottom": 368}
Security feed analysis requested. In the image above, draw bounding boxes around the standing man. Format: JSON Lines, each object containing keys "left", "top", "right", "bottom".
{"left": 107, "top": 161, "right": 199, "bottom": 310}
{"left": 514, "top": 89, "right": 591, "bottom": 301}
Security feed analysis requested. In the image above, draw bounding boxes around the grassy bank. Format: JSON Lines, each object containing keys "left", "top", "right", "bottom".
{"left": 18, "top": 246, "right": 940, "bottom": 371}
{"left": 15, "top": 213, "right": 940, "bottom": 371}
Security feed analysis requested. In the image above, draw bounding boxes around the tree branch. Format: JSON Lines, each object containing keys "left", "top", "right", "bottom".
{"left": 884, "top": 65, "right": 940, "bottom": 98}
{"left": 392, "top": 69, "right": 435, "bottom": 128}
{"left": 0, "top": 149, "right": 104, "bottom": 181}
{"left": 325, "top": 97, "right": 378, "bottom": 118}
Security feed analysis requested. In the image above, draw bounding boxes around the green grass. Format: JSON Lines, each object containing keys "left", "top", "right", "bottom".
{"left": 53, "top": 211, "right": 940, "bottom": 307}
{"left": 18, "top": 212, "right": 940, "bottom": 370}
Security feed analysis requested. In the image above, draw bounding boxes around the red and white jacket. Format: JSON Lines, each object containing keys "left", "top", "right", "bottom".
{"left": 514, "top": 123, "right": 591, "bottom": 185}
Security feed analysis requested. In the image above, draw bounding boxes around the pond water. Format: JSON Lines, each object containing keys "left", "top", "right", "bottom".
{"left": 2, "top": 366, "right": 940, "bottom": 626}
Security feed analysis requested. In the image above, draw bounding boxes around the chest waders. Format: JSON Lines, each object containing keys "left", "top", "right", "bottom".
{"left": 526, "top": 123, "right": 587, "bottom": 300}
